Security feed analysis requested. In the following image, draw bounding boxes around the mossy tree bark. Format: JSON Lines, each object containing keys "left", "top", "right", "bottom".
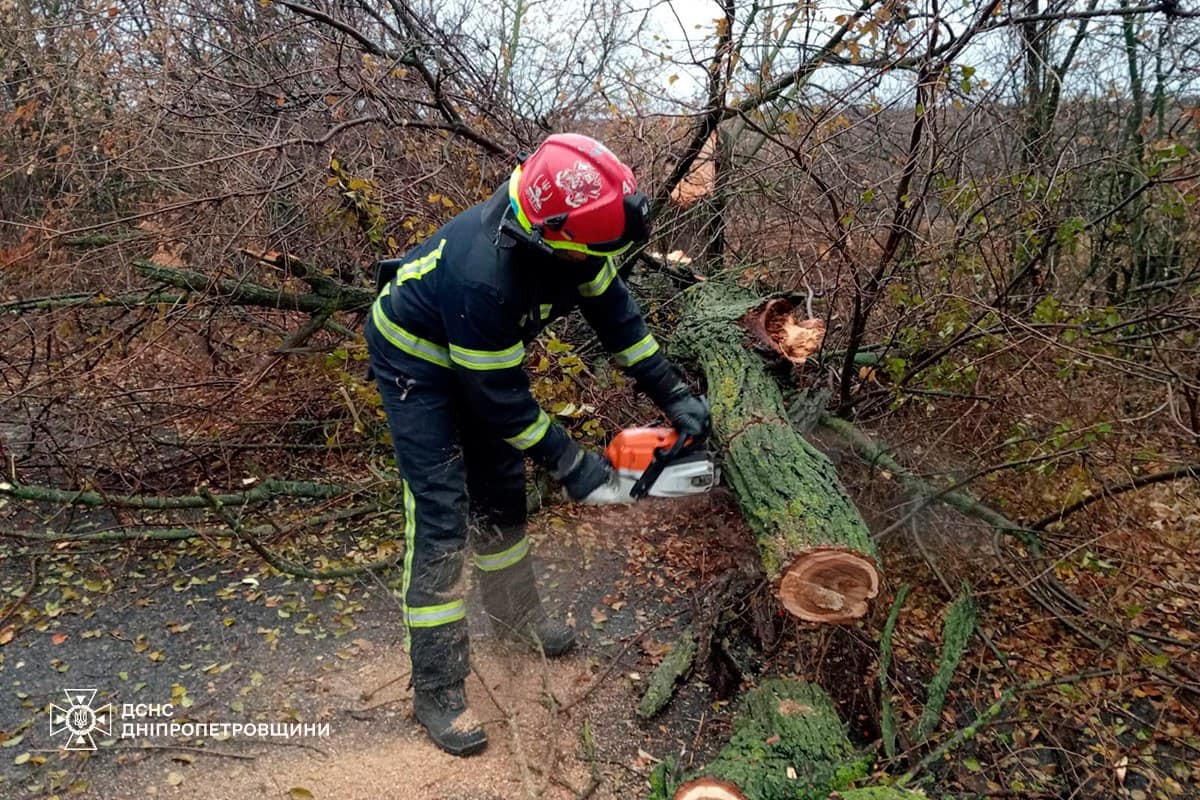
{"left": 663, "top": 679, "right": 923, "bottom": 800}
{"left": 672, "top": 282, "right": 880, "bottom": 622}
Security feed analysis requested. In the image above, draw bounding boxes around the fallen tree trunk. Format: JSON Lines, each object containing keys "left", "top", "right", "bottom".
{"left": 672, "top": 282, "right": 880, "bottom": 622}
{"left": 660, "top": 679, "right": 922, "bottom": 800}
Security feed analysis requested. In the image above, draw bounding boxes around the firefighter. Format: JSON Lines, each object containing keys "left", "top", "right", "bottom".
{"left": 365, "top": 133, "right": 710, "bottom": 756}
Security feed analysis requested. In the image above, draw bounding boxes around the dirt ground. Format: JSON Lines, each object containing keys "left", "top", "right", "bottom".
{"left": 3, "top": 441, "right": 1198, "bottom": 800}
{"left": 0, "top": 495, "right": 748, "bottom": 800}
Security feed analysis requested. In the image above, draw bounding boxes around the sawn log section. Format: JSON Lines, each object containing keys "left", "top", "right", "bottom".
{"left": 672, "top": 282, "right": 880, "bottom": 622}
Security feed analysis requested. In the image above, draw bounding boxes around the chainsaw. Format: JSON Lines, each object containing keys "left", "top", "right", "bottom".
{"left": 604, "top": 427, "right": 720, "bottom": 500}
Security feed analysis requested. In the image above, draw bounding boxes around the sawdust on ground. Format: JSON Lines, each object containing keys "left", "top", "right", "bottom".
{"left": 91, "top": 640, "right": 640, "bottom": 800}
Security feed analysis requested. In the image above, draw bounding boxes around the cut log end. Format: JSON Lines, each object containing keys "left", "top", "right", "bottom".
{"left": 778, "top": 549, "right": 881, "bottom": 623}
{"left": 673, "top": 778, "right": 749, "bottom": 800}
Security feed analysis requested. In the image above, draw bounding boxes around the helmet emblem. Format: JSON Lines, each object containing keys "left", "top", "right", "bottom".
{"left": 555, "top": 160, "right": 603, "bottom": 208}
{"left": 526, "top": 174, "right": 553, "bottom": 213}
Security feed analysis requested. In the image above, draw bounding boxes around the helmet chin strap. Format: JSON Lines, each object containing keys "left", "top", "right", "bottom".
{"left": 496, "top": 207, "right": 556, "bottom": 257}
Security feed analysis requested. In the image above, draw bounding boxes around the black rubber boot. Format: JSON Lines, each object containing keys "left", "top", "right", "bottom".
{"left": 478, "top": 552, "right": 576, "bottom": 657}
{"left": 502, "top": 605, "right": 576, "bottom": 657}
{"left": 412, "top": 682, "right": 487, "bottom": 757}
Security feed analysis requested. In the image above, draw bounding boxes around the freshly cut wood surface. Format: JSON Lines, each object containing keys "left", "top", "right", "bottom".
{"left": 673, "top": 778, "right": 748, "bottom": 800}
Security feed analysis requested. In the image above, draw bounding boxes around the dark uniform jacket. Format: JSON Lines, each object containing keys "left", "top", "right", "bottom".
{"left": 369, "top": 182, "right": 677, "bottom": 470}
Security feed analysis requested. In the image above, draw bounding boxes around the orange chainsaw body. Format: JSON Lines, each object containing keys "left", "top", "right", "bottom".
{"left": 604, "top": 427, "right": 681, "bottom": 473}
{"left": 604, "top": 427, "right": 718, "bottom": 499}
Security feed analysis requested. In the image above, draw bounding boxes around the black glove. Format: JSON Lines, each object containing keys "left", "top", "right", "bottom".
{"left": 662, "top": 384, "right": 711, "bottom": 439}
{"left": 552, "top": 446, "right": 617, "bottom": 501}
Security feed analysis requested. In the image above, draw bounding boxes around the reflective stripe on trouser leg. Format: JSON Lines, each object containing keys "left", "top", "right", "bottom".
{"left": 474, "top": 535, "right": 530, "bottom": 572}
{"left": 473, "top": 523, "right": 541, "bottom": 633}
{"left": 402, "top": 483, "right": 466, "bottom": 638}
{"left": 366, "top": 331, "right": 471, "bottom": 691}
{"left": 460, "top": 413, "right": 539, "bottom": 632}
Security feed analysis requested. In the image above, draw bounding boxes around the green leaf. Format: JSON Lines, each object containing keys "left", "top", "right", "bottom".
{"left": 1141, "top": 652, "right": 1170, "bottom": 669}
{"left": 288, "top": 788, "right": 314, "bottom": 799}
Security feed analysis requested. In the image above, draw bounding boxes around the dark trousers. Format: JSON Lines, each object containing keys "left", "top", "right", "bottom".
{"left": 366, "top": 319, "right": 539, "bottom": 691}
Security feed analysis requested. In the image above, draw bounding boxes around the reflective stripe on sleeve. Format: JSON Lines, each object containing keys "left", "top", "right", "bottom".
{"left": 504, "top": 410, "right": 551, "bottom": 451}
{"left": 613, "top": 332, "right": 660, "bottom": 367}
{"left": 577, "top": 257, "right": 618, "bottom": 298}
{"left": 474, "top": 536, "right": 530, "bottom": 572}
{"left": 449, "top": 341, "right": 525, "bottom": 370}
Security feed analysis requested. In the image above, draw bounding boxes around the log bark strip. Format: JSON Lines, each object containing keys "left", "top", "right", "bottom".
{"left": 672, "top": 282, "right": 880, "bottom": 622}
{"left": 637, "top": 626, "right": 697, "bottom": 719}
{"left": 0, "top": 479, "right": 351, "bottom": 509}
{"left": 667, "top": 679, "right": 924, "bottom": 800}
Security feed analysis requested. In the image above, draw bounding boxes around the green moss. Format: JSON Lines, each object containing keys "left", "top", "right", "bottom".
{"left": 656, "top": 679, "right": 930, "bottom": 800}
{"left": 637, "top": 627, "right": 697, "bottom": 718}
{"left": 835, "top": 788, "right": 929, "bottom": 800}
{"left": 678, "top": 680, "right": 868, "bottom": 800}
{"left": 915, "top": 590, "right": 977, "bottom": 741}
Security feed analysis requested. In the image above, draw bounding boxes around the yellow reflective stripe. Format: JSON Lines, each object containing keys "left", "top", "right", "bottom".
{"left": 406, "top": 600, "right": 466, "bottom": 628}
{"left": 449, "top": 341, "right": 524, "bottom": 370}
{"left": 401, "top": 481, "right": 464, "bottom": 630}
{"left": 395, "top": 239, "right": 446, "bottom": 285}
{"left": 577, "top": 257, "right": 618, "bottom": 298}
{"left": 539, "top": 304, "right": 554, "bottom": 320}
{"left": 614, "top": 333, "right": 660, "bottom": 367}
{"left": 475, "top": 536, "right": 530, "bottom": 572}
{"left": 548, "top": 238, "right": 633, "bottom": 258}
{"left": 371, "top": 296, "right": 452, "bottom": 368}
{"left": 509, "top": 165, "right": 533, "bottom": 231}
{"left": 402, "top": 482, "right": 416, "bottom": 649}
{"left": 504, "top": 410, "right": 551, "bottom": 450}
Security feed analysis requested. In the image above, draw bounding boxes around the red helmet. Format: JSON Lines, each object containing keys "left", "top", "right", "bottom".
{"left": 505, "top": 133, "right": 651, "bottom": 257}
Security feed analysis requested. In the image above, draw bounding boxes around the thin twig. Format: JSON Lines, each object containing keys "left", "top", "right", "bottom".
{"left": 559, "top": 611, "right": 682, "bottom": 713}
{"left": 200, "top": 490, "right": 401, "bottom": 579}
{"left": 0, "top": 557, "right": 39, "bottom": 628}
{"left": 360, "top": 672, "right": 410, "bottom": 703}
{"left": 1030, "top": 463, "right": 1200, "bottom": 530}
{"left": 472, "top": 664, "right": 535, "bottom": 799}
